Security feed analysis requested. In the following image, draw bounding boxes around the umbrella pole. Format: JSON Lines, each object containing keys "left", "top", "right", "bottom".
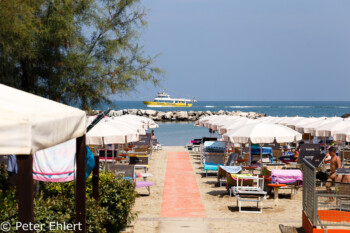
{"left": 104, "top": 144, "right": 107, "bottom": 171}
{"left": 260, "top": 143, "right": 263, "bottom": 164}
{"left": 112, "top": 144, "right": 115, "bottom": 165}
{"left": 342, "top": 141, "right": 345, "bottom": 167}
{"left": 249, "top": 141, "right": 252, "bottom": 165}
{"left": 240, "top": 144, "right": 242, "bottom": 158}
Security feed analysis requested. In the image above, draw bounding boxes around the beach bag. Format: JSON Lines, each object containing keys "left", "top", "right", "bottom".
{"left": 316, "top": 171, "right": 328, "bottom": 181}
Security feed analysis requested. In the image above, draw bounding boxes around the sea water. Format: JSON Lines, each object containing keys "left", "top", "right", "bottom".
{"left": 101, "top": 101, "right": 350, "bottom": 146}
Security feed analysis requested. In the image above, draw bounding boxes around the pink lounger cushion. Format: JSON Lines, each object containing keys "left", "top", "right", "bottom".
{"left": 136, "top": 181, "right": 155, "bottom": 188}
{"left": 271, "top": 169, "right": 303, "bottom": 184}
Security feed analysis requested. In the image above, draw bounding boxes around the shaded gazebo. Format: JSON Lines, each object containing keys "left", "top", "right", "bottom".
{"left": 0, "top": 84, "right": 87, "bottom": 232}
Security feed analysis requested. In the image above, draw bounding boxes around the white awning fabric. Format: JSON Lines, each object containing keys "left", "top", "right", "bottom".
{"left": 0, "top": 84, "right": 86, "bottom": 155}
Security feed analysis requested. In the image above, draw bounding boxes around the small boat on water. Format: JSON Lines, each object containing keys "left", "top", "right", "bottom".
{"left": 143, "top": 91, "right": 197, "bottom": 107}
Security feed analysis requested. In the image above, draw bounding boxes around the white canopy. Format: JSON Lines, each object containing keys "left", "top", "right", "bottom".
{"left": 194, "top": 115, "right": 217, "bottom": 127}
{"left": 106, "top": 117, "right": 146, "bottom": 135}
{"left": 314, "top": 119, "right": 350, "bottom": 138}
{"left": 86, "top": 120, "right": 139, "bottom": 145}
{"left": 218, "top": 118, "right": 253, "bottom": 135}
{"left": 222, "top": 122, "right": 302, "bottom": 144}
{"left": 294, "top": 117, "right": 341, "bottom": 134}
{"left": 0, "top": 84, "right": 86, "bottom": 155}
{"left": 120, "top": 115, "right": 159, "bottom": 128}
{"left": 210, "top": 116, "right": 242, "bottom": 131}
{"left": 203, "top": 115, "right": 228, "bottom": 128}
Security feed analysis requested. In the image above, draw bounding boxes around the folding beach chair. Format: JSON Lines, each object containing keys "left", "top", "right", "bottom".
{"left": 203, "top": 152, "right": 224, "bottom": 177}
{"left": 129, "top": 151, "right": 153, "bottom": 174}
{"left": 231, "top": 175, "right": 267, "bottom": 213}
{"left": 151, "top": 139, "right": 162, "bottom": 151}
{"left": 106, "top": 164, "right": 155, "bottom": 195}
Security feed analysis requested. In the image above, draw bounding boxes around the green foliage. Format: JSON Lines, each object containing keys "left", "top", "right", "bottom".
{"left": 0, "top": 0, "right": 164, "bottom": 110}
{"left": 98, "top": 171, "right": 137, "bottom": 232}
{"left": 33, "top": 196, "right": 109, "bottom": 233}
{"left": 0, "top": 170, "right": 136, "bottom": 232}
{"left": 0, "top": 164, "right": 9, "bottom": 191}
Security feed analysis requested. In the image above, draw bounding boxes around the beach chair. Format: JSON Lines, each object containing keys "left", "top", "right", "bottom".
{"left": 185, "top": 139, "right": 201, "bottom": 153}
{"left": 98, "top": 149, "right": 119, "bottom": 162}
{"left": 227, "top": 173, "right": 254, "bottom": 196}
{"left": 151, "top": 139, "right": 162, "bottom": 151}
{"left": 203, "top": 152, "right": 224, "bottom": 177}
{"left": 226, "top": 153, "right": 238, "bottom": 166}
{"left": 129, "top": 152, "right": 149, "bottom": 173}
{"left": 217, "top": 165, "right": 241, "bottom": 187}
{"left": 106, "top": 164, "right": 155, "bottom": 195}
{"left": 231, "top": 175, "right": 267, "bottom": 213}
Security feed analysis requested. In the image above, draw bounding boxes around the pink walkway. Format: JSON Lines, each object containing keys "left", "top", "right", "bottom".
{"left": 160, "top": 151, "right": 206, "bottom": 218}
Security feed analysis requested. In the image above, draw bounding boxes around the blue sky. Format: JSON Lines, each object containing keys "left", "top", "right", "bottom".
{"left": 112, "top": 0, "right": 350, "bottom": 101}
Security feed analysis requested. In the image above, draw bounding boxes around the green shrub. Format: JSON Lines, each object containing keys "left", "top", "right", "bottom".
{"left": 0, "top": 170, "right": 137, "bottom": 233}
{"left": 43, "top": 171, "right": 137, "bottom": 232}
{"left": 97, "top": 172, "right": 137, "bottom": 232}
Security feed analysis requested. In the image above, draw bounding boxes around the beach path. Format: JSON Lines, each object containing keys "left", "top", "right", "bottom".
{"left": 158, "top": 151, "right": 208, "bottom": 232}
{"left": 161, "top": 151, "right": 206, "bottom": 218}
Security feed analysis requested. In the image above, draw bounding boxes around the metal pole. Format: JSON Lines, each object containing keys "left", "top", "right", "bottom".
{"left": 104, "top": 144, "right": 107, "bottom": 170}
{"left": 249, "top": 141, "right": 252, "bottom": 165}
{"left": 75, "top": 135, "right": 86, "bottom": 233}
{"left": 112, "top": 144, "right": 115, "bottom": 165}
{"left": 17, "top": 154, "right": 34, "bottom": 233}
{"left": 92, "top": 155, "right": 99, "bottom": 201}
{"left": 342, "top": 141, "right": 345, "bottom": 167}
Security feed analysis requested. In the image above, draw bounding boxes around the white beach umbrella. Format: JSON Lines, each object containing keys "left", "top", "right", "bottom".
{"left": 218, "top": 118, "right": 254, "bottom": 135}
{"left": 208, "top": 116, "right": 238, "bottom": 130}
{"left": 195, "top": 115, "right": 216, "bottom": 127}
{"left": 211, "top": 116, "right": 243, "bottom": 131}
{"left": 222, "top": 122, "right": 301, "bottom": 164}
{"left": 222, "top": 122, "right": 302, "bottom": 144}
{"left": 258, "top": 116, "right": 281, "bottom": 123}
{"left": 204, "top": 115, "right": 228, "bottom": 128}
{"left": 120, "top": 115, "right": 159, "bottom": 128}
{"left": 105, "top": 117, "right": 147, "bottom": 135}
{"left": 314, "top": 119, "right": 350, "bottom": 138}
{"left": 86, "top": 121, "right": 139, "bottom": 145}
{"left": 332, "top": 129, "right": 350, "bottom": 141}
{"left": 285, "top": 117, "right": 318, "bottom": 130}
{"left": 277, "top": 116, "right": 305, "bottom": 126}
{"left": 295, "top": 117, "right": 341, "bottom": 134}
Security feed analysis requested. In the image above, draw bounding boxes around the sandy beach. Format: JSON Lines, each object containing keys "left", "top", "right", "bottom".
{"left": 131, "top": 146, "right": 304, "bottom": 233}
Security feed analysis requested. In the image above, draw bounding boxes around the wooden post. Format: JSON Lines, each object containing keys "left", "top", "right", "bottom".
{"left": 17, "top": 154, "right": 34, "bottom": 233}
{"left": 76, "top": 136, "right": 86, "bottom": 233}
{"left": 92, "top": 155, "right": 99, "bottom": 201}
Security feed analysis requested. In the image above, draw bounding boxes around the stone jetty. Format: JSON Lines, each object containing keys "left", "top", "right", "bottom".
{"left": 89, "top": 109, "right": 266, "bottom": 122}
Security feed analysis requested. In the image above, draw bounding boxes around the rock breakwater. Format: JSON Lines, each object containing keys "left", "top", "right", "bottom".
{"left": 89, "top": 109, "right": 266, "bottom": 122}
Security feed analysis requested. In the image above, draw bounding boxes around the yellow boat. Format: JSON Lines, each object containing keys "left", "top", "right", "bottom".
{"left": 143, "top": 92, "right": 196, "bottom": 107}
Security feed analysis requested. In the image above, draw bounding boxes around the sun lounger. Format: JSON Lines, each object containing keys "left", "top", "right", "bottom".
{"left": 217, "top": 165, "right": 241, "bottom": 187}
{"left": 231, "top": 175, "right": 267, "bottom": 213}
{"left": 227, "top": 173, "right": 254, "bottom": 196}
{"left": 107, "top": 164, "right": 154, "bottom": 195}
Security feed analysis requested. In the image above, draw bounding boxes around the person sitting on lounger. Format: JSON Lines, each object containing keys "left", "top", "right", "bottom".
{"left": 294, "top": 141, "right": 304, "bottom": 162}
